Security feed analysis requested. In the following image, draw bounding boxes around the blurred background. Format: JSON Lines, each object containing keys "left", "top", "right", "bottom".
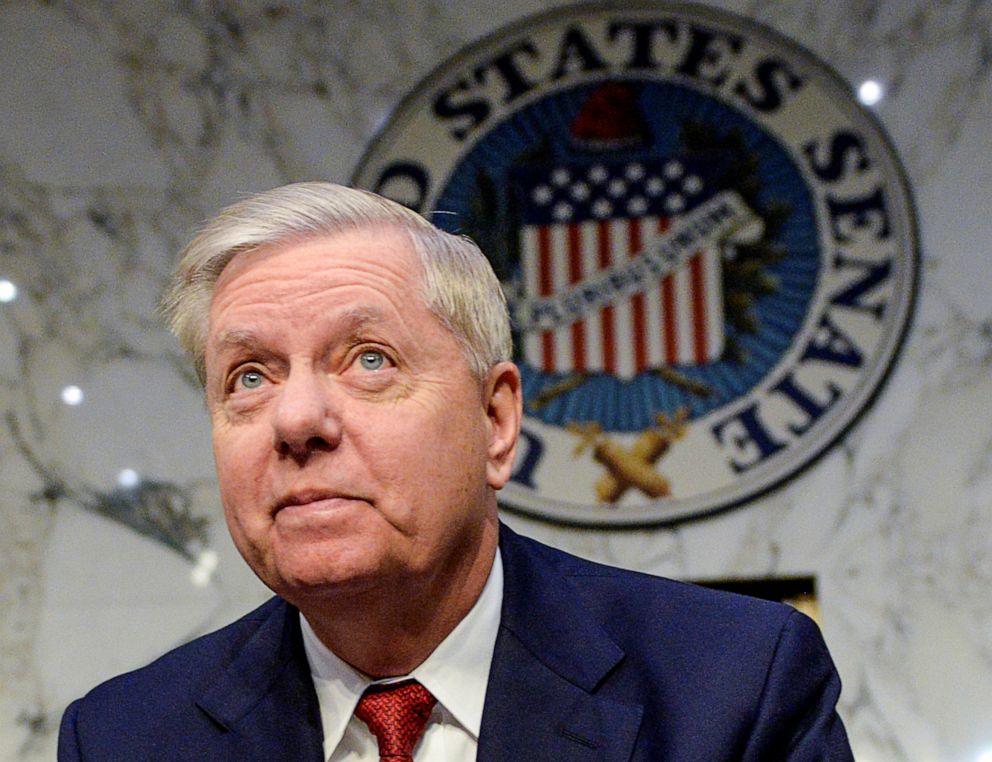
{"left": 0, "top": 1, "right": 989, "bottom": 760}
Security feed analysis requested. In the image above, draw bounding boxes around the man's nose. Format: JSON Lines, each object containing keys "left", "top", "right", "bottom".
{"left": 271, "top": 370, "right": 342, "bottom": 461}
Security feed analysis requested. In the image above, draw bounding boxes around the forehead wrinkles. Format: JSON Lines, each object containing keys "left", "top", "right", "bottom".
{"left": 210, "top": 234, "right": 430, "bottom": 321}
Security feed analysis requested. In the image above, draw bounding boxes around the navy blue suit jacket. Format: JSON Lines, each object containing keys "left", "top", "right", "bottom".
{"left": 59, "top": 524, "right": 853, "bottom": 760}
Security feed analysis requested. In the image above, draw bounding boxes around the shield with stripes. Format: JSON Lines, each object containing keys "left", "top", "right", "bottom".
{"left": 512, "top": 157, "right": 726, "bottom": 380}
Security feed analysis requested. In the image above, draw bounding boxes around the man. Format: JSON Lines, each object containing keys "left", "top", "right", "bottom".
{"left": 59, "top": 182, "right": 854, "bottom": 760}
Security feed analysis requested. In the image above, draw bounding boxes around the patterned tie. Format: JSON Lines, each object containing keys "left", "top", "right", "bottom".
{"left": 354, "top": 680, "right": 437, "bottom": 762}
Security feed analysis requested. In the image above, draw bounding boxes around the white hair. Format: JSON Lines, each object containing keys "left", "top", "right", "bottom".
{"left": 160, "top": 182, "right": 512, "bottom": 384}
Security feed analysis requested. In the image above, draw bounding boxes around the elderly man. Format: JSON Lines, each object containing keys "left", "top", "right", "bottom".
{"left": 59, "top": 183, "right": 854, "bottom": 761}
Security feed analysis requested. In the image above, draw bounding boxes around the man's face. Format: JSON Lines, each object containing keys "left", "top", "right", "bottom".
{"left": 204, "top": 227, "right": 515, "bottom": 605}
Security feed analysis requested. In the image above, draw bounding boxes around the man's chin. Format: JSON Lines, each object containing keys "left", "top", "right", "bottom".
{"left": 263, "top": 547, "right": 394, "bottom": 604}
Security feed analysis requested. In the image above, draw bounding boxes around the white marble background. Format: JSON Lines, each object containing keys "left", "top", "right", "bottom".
{"left": 0, "top": 1, "right": 989, "bottom": 760}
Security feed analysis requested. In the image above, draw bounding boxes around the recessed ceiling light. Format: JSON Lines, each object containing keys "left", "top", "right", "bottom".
{"left": 61, "top": 385, "right": 84, "bottom": 406}
{"left": 858, "top": 79, "right": 883, "bottom": 106}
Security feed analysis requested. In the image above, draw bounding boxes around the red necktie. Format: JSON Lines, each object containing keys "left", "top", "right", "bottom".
{"left": 355, "top": 680, "right": 437, "bottom": 762}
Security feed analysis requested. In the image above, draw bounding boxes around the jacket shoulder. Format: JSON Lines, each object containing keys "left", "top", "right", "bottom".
{"left": 500, "top": 526, "right": 812, "bottom": 688}
{"left": 509, "top": 526, "right": 793, "bottom": 625}
{"left": 496, "top": 525, "right": 852, "bottom": 760}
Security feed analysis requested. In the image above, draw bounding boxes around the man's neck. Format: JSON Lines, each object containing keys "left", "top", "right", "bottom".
{"left": 296, "top": 517, "right": 500, "bottom": 678}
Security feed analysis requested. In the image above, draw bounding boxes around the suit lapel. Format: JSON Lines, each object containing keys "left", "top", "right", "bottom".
{"left": 195, "top": 600, "right": 325, "bottom": 760}
{"left": 478, "top": 525, "right": 643, "bottom": 762}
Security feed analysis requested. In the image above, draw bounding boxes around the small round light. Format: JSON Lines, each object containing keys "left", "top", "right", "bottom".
{"left": 116, "top": 468, "right": 140, "bottom": 488}
{"left": 976, "top": 749, "right": 992, "bottom": 762}
{"left": 0, "top": 279, "right": 17, "bottom": 303}
{"left": 858, "top": 79, "right": 883, "bottom": 106}
{"left": 61, "top": 385, "right": 84, "bottom": 406}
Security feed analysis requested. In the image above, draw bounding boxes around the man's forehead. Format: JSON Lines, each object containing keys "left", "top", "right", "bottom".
{"left": 209, "top": 228, "right": 425, "bottom": 309}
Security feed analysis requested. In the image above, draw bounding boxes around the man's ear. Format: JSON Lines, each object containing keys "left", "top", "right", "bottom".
{"left": 483, "top": 361, "right": 523, "bottom": 490}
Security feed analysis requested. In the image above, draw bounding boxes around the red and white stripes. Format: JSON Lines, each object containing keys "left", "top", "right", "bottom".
{"left": 521, "top": 216, "right": 725, "bottom": 379}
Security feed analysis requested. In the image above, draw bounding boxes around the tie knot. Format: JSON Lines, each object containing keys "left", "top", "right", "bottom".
{"left": 355, "top": 680, "right": 437, "bottom": 761}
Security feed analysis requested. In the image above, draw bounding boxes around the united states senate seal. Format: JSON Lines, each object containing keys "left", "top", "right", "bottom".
{"left": 353, "top": 2, "right": 919, "bottom": 526}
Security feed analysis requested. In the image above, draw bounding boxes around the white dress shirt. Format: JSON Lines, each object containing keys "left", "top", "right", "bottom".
{"left": 301, "top": 550, "right": 503, "bottom": 762}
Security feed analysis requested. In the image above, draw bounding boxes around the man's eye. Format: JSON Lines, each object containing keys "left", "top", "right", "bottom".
{"left": 239, "top": 371, "right": 264, "bottom": 389}
{"left": 358, "top": 350, "right": 386, "bottom": 371}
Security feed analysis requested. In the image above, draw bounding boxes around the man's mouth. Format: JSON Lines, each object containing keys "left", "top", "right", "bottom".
{"left": 273, "top": 490, "right": 367, "bottom": 516}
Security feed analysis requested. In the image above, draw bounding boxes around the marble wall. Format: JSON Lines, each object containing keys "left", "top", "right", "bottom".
{"left": 0, "top": 1, "right": 989, "bottom": 760}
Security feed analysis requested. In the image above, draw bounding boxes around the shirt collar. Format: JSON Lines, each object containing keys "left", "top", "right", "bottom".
{"left": 301, "top": 549, "right": 503, "bottom": 754}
